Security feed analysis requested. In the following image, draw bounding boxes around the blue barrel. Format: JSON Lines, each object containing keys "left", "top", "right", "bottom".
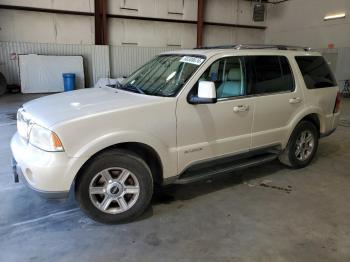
{"left": 62, "top": 73, "right": 76, "bottom": 92}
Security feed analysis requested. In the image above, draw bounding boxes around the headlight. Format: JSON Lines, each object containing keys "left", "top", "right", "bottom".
{"left": 17, "top": 108, "right": 30, "bottom": 140}
{"left": 29, "top": 124, "right": 64, "bottom": 152}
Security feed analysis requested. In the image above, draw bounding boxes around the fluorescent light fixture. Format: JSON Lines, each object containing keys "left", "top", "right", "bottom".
{"left": 324, "top": 12, "right": 346, "bottom": 20}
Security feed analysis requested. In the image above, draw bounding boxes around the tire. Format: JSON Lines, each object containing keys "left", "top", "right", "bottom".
{"left": 0, "top": 73, "right": 7, "bottom": 96}
{"left": 75, "top": 149, "right": 153, "bottom": 224}
{"left": 279, "top": 121, "right": 319, "bottom": 168}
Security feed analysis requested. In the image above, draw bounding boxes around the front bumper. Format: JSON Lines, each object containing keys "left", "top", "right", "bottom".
{"left": 11, "top": 132, "right": 88, "bottom": 198}
{"left": 12, "top": 158, "right": 69, "bottom": 199}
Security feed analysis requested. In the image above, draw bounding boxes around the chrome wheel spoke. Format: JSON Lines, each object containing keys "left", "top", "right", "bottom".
{"left": 101, "top": 169, "right": 113, "bottom": 183}
{"left": 117, "top": 197, "right": 128, "bottom": 211}
{"left": 306, "top": 134, "right": 313, "bottom": 143}
{"left": 90, "top": 186, "right": 105, "bottom": 195}
{"left": 124, "top": 185, "right": 140, "bottom": 194}
{"left": 100, "top": 196, "right": 113, "bottom": 211}
{"left": 117, "top": 169, "right": 130, "bottom": 184}
{"left": 305, "top": 143, "right": 312, "bottom": 150}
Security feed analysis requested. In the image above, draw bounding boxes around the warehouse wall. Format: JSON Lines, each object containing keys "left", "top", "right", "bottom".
{"left": 319, "top": 47, "right": 350, "bottom": 91}
{"left": 108, "top": 0, "right": 266, "bottom": 47}
{"left": 0, "top": 0, "right": 266, "bottom": 86}
{"left": 0, "top": 41, "right": 110, "bottom": 87}
{"left": 266, "top": 0, "right": 350, "bottom": 49}
{"left": 0, "top": 0, "right": 95, "bottom": 45}
{"left": 0, "top": 0, "right": 266, "bottom": 48}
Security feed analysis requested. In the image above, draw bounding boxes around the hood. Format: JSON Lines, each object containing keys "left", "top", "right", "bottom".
{"left": 23, "top": 87, "right": 165, "bottom": 128}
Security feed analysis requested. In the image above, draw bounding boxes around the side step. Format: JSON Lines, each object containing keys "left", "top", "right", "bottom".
{"left": 175, "top": 153, "right": 278, "bottom": 184}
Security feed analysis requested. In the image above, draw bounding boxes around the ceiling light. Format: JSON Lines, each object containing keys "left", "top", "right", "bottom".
{"left": 324, "top": 12, "right": 346, "bottom": 20}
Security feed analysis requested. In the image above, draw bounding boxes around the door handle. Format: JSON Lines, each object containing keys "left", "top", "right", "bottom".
{"left": 233, "top": 105, "right": 249, "bottom": 113}
{"left": 289, "top": 97, "right": 302, "bottom": 104}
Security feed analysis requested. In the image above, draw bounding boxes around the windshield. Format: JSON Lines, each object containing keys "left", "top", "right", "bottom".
{"left": 120, "top": 55, "right": 205, "bottom": 97}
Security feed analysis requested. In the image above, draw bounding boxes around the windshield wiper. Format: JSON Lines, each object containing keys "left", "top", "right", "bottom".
{"left": 119, "top": 83, "right": 145, "bottom": 94}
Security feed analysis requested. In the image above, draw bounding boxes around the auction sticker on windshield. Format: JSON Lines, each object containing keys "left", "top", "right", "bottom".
{"left": 180, "top": 56, "right": 205, "bottom": 65}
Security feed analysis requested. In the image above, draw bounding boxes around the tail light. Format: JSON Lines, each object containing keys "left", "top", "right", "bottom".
{"left": 333, "top": 92, "right": 342, "bottom": 113}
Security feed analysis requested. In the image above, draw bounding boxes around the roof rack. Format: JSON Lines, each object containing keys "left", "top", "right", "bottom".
{"left": 195, "top": 44, "right": 311, "bottom": 51}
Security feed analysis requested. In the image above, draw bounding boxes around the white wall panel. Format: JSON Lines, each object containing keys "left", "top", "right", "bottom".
{"left": 0, "top": 10, "right": 15, "bottom": 41}
{"left": 204, "top": 26, "right": 233, "bottom": 46}
{"left": 236, "top": 28, "right": 265, "bottom": 44}
{"left": 121, "top": 0, "right": 139, "bottom": 10}
{"left": 1, "top": 10, "right": 56, "bottom": 43}
{"left": 54, "top": 15, "right": 94, "bottom": 45}
{"left": 203, "top": 26, "right": 265, "bottom": 46}
{"left": 0, "top": 10, "right": 95, "bottom": 44}
{"left": 108, "top": 18, "right": 197, "bottom": 48}
{"left": 168, "top": 0, "right": 184, "bottom": 14}
{"left": 205, "top": 0, "right": 238, "bottom": 24}
{"left": 0, "top": 0, "right": 94, "bottom": 12}
{"left": 108, "top": 0, "right": 197, "bottom": 20}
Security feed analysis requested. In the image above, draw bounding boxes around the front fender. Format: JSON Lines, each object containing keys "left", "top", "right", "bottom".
{"left": 73, "top": 129, "right": 177, "bottom": 179}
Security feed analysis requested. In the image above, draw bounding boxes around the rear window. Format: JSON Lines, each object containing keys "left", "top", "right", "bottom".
{"left": 295, "top": 56, "right": 336, "bottom": 89}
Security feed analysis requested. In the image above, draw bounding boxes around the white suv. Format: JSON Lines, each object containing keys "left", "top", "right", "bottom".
{"left": 11, "top": 45, "right": 341, "bottom": 223}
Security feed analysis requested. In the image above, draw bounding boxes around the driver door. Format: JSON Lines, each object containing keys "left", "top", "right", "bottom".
{"left": 176, "top": 55, "right": 255, "bottom": 174}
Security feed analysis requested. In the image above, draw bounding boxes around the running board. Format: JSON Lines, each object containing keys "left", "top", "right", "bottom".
{"left": 175, "top": 153, "right": 278, "bottom": 184}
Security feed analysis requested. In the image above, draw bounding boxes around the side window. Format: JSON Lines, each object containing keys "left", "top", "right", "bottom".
{"left": 295, "top": 56, "right": 336, "bottom": 89}
{"left": 245, "top": 56, "right": 294, "bottom": 95}
{"left": 191, "top": 56, "right": 246, "bottom": 99}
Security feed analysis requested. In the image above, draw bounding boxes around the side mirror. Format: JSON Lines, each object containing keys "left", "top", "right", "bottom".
{"left": 188, "top": 81, "right": 217, "bottom": 104}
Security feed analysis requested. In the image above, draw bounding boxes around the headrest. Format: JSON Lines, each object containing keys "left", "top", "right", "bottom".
{"left": 227, "top": 68, "right": 241, "bottom": 81}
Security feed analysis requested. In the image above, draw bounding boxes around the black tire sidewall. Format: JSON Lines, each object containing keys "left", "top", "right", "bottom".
{"left": 288, "top": 121, "right": 319, "bottom": 168}
{"left": 76, "top": 150, "right": 153, "bottom": 224}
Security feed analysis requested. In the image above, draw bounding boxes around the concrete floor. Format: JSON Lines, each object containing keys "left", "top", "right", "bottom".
{"left": 0, "top": 93, "right": 350, "bottom": 262}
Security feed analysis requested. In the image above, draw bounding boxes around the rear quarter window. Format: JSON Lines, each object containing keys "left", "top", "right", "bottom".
{"left": 295, "top": 56, "right": 337, "bottom": 89}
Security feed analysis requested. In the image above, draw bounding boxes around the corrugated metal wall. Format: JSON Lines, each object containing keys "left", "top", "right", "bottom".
{"left": 0, "top": 41, "right": 110, "bottom": 87}
{"left": 109, "top": 46, "right": 179, "bottom": 78}
{"left": 0, "top": 41, "right": 179, "bottom": 88}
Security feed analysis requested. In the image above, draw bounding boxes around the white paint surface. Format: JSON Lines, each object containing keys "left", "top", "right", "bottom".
{"left": 19, "top": 54, "right": 84, "bottom": 93}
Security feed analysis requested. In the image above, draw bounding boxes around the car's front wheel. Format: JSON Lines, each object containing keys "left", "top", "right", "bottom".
{"left": 75, "top": 149, "right": 153, "bottom": 224}
{"left": 279, "top": 121, "right": 319, "bottom": 168}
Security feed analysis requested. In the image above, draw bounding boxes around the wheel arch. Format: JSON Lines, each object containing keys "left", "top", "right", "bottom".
{"left": 284, "top": 111, "right": 323, "bottom": 148}
{"left": 301, "top": 113, "right": 321, "bottom": 137}
{"left": 74, "top": 142, "right": 164, "bottom": 189}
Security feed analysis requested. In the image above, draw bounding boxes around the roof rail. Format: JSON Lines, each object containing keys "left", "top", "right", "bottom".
{"left": 195, "top": 44, "right": 311, "bottom": 51}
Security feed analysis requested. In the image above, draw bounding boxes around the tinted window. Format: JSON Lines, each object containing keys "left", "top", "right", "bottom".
{"left": 295, "top": 56, "right": 336, "bottom": 89}
{"left": 245, "top": 56, "right": 294, "bottom": 95}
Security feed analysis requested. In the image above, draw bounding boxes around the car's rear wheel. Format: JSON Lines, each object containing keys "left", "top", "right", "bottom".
{"left": 279, "top": 121, "right": 319, "bottom": 168}
{"left": 75, "top": 149, "right": 153, "bottom": 224}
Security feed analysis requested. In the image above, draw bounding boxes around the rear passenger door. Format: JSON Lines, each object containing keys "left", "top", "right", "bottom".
{"left": 245, "top": 55, "right": 304, "bottom": 149}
